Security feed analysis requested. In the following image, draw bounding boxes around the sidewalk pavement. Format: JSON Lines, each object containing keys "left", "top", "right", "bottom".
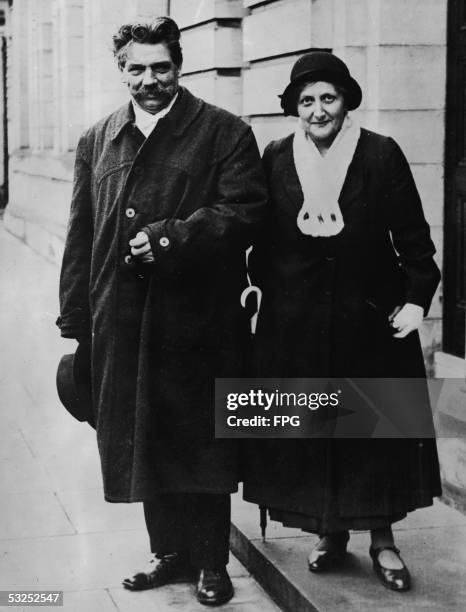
{"left": 0, "top": 224, "right": 280, "bottom": 612}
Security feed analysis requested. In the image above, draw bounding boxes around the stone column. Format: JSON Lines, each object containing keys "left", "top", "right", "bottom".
{"left": 8, "top": 0, "right": 29, "bottom": 151}
{"left": 27, "top": 0, "right": 40, "bottom": 151}
{"left": 52, "top": 0, "right": 85, "bottom": 153}
{"left": 37, "top": 0, "right": 54, "bottom": 150}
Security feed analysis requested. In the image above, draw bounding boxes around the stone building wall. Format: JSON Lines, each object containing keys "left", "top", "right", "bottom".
{"left": 4, "top": 1, "right": 447, "bottom": 357}
{"left": 3, "top": 0, "right": 465, "bottom": 511}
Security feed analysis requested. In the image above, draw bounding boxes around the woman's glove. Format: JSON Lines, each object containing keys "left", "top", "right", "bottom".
{"left": 389, "top": 303, "right": 424, "bottom": 338}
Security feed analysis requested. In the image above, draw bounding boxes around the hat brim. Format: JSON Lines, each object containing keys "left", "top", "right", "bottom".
{"left": 56, "top": 346, "right": 95, "bottom": 427}
{"left": 280, "top": 70, "right": 362, "bottom": 116}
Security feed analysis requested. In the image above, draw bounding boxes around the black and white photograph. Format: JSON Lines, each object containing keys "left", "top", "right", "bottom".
{"left": 0, "top": 1, "right": 465, "bottom": 611}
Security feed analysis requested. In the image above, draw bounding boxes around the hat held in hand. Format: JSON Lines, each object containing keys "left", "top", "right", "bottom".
{"left": 56, "top": 341, "right": 95, "bottom": 428}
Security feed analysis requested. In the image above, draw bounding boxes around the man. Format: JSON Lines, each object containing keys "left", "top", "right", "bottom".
{"left": 57, "top": 17, "right": 267, "bottom": 607}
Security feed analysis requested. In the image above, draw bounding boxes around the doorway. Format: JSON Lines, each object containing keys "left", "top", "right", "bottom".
{"left": 444, "top": 0, "right": 466, "bottom": 358}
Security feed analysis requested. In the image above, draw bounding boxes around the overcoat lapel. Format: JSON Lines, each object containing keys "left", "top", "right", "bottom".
{"left": 277, "top": 135, "right": 303, "bottom": 211}
{"left": 338, "top": 134, "right": 365, "bottom": 215}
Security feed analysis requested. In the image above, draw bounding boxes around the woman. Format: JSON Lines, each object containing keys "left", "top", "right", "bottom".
{"left": 243, "top": 51, "right": 442, "bottom": 591}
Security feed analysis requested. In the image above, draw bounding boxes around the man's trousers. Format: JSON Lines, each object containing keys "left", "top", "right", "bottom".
{"left": 143, "top": 493, "right": 230, "bottom": 569}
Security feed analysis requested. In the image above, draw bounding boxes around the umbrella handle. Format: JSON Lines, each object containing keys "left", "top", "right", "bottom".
{"left": 240, "top": 285, "right": 262, "bottom": 309}
{"left": 240, "top": 285, "right": 262, "bottom": 335}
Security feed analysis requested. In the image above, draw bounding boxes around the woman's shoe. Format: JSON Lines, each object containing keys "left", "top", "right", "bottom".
{"left": 308, "top": 532, "right": 349, "bottom": 572}
{"left": 369, "top": 546, "right": 411, "bottom": 591}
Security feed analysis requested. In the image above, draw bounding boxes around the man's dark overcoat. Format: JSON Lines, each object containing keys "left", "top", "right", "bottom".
{"left": 58, "top": 87, "right": 267, "bottom": 502}
{"left": 243, "top": 129, "right": 442, "bottom": 530}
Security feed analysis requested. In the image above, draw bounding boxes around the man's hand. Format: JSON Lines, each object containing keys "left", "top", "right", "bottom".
{"left": 129, "top": 232, "right": 155, "bottom": 263}
{"left": 389, "top": 303, "right": 424, "bottom": 338}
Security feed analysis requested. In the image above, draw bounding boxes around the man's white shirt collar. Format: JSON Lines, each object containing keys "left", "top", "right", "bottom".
{"left": 132, "top": 91, "right": 179, "bottom": 138}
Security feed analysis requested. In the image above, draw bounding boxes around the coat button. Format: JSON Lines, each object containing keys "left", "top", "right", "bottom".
{"left": 159, "top": 237, "right": 170, "bottom": 248}
{"left": 325, "top": 256, "right": 335, "bottom": 261}
{"left": 125, "top": 208, "right": 136, "bottom": 218}
{"left": 124, "top": 254, "right": 132, "bottom": 264}
{"left": 133, "top": 166, "right": 143, "bottom": 176}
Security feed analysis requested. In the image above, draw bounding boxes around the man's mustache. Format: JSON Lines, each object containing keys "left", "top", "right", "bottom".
{"left": 137, "top": 85, "right": 169, "bottom": 96}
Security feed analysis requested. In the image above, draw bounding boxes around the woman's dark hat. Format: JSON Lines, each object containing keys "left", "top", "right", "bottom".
{"left": 56, "top": 341, "right": 95, "bottom": 428}
{"left": 280, "top": 51, "right": 362, "bottom": 116}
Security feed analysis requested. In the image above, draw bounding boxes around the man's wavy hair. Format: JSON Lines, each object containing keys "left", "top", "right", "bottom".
{"left": 113, "top": 17, "right": 183, "bottom": 70}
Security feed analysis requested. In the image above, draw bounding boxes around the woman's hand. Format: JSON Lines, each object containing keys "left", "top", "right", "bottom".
{"left": 389, "top": 303, "right": 424, "bottom": 338}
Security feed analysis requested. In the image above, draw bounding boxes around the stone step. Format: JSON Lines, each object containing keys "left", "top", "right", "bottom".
{"left": 230, "top": 490, "right": 466, "bottom": 612}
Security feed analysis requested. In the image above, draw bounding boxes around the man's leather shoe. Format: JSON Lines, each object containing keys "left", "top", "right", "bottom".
{"left": 369, "top": 546, "right": 411, "bottom": 591}
{"left": 122, "top": 553, "right": 196, "bottom": 591}
{"left": 196, "top": 567, "right": 234, "bottom": 606}
{"left": 308, "top": 532, "right": 349, "bottom": 572}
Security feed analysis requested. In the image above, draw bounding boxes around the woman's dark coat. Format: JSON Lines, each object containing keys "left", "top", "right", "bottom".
{"left": 243, "top": 129, "right": 442, "bottom": 529}
{"left": 58, "top": 87, "right": 267, "bottom": 502}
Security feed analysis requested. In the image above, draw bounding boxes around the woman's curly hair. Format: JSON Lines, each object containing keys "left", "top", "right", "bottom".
{"left": 113, "top": 17, "right": 183, "bottom": 70}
